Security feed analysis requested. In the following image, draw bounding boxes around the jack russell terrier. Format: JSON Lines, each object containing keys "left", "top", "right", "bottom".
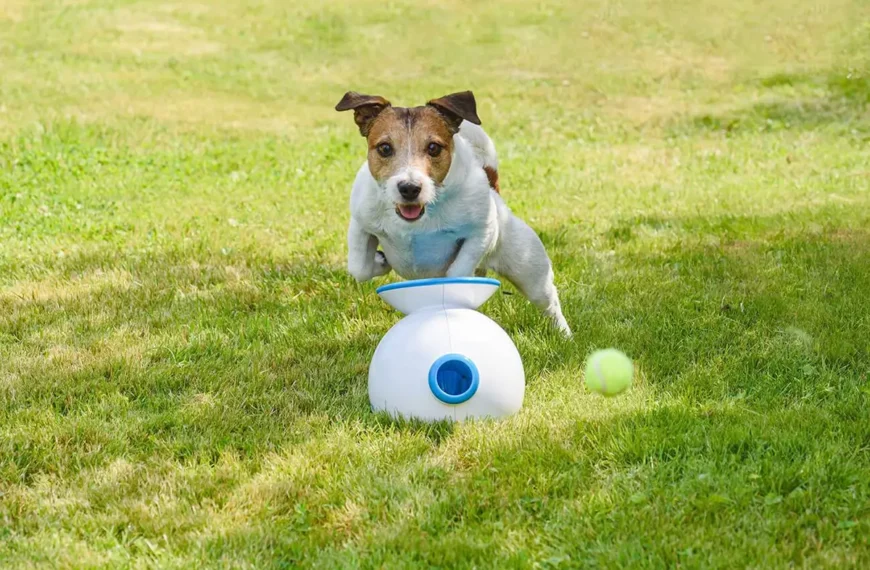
{"left": 336, "top": 90, "right": 571, "bottom": 336}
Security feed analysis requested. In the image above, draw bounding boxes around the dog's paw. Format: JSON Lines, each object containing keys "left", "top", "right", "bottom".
{"left": 373, "top": 251, "right": 392, "bottom": 276}
{"left": 552, "top": 316, "right": 572, "bottom": 338}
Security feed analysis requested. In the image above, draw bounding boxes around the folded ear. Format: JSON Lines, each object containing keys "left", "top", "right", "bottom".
{"left": 427, "top": 91, "right": 481, "bottom": 132}
{"left": 335, "top": 92, "right": 391, "bottom": 136}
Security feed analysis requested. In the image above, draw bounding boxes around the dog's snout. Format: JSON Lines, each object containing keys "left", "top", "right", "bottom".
{"left": 397, "top": 181, "right": 422, "bottom": 201}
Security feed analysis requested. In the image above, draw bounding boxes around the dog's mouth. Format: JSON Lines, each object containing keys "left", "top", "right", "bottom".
{"left": 396, "top": 203, "right": 425, "bottom": 221}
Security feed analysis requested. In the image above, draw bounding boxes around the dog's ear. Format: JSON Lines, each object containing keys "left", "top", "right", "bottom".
{"left": 427, "top": 91, "right": 481, "bottom": 132}
{"left": 335, "top": 92, "right": 391, "bottom": 136}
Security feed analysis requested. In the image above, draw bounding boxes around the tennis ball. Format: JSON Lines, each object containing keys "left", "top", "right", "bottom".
{"left": 584, "top": 349, "right": 633, "bottom": 396}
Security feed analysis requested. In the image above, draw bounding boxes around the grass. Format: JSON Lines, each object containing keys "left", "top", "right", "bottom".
{"left": 1, "top": 0, "right": 869, "bottom": 567}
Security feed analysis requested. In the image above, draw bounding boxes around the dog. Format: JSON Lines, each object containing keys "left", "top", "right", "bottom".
{"left": 336, "top": 90, "right": 571, "bottom": 336}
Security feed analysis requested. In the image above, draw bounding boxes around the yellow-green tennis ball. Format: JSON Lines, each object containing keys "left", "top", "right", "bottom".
{"left": 584, "top": 349, "right": 633, "bottom": 396}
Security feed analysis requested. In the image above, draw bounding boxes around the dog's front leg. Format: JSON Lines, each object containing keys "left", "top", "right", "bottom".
{"left": 445, "top": 236, "right": 489, "bottom": 278}
{"left": 347, "top": 218, "right": 391, "bottom": 282}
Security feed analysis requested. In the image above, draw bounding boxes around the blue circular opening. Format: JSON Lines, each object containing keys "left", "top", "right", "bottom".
{"left": 428, "top": 354, "right": 479, "bottom": 405}
{"left": 438, "top": 361, "right": 473, "bottom": 395}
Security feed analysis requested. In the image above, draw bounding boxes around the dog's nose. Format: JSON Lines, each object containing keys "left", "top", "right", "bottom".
{"left": 397, "top": 181, "right": 421, "bottom": 201}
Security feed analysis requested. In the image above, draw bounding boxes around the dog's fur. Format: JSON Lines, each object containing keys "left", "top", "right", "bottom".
{"left": 336, "top": 90, "right": 571, "bottom": 335}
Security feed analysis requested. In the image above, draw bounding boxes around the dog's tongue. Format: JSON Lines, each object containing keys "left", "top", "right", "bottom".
{"left": 398, "top": 204, "right": 423, "bottom": 220}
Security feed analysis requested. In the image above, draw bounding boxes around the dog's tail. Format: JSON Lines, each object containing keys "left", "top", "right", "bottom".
{"left": 458, "top": 121, "right": 500, "bottom": 193}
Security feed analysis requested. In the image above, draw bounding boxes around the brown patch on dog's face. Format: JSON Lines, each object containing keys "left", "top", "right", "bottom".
{"left": 364, "top": 106, "right": 456, "bottom": 185}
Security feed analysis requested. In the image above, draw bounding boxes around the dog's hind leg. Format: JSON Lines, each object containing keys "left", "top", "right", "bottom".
{"left": 502, "top": 264, "right": 571, "bottom": 336}
{"left": 519, "top": 268, "right": 571, "bottom": 337}
{"left": 489, "top": 219, "right": 571, "bottom": 336}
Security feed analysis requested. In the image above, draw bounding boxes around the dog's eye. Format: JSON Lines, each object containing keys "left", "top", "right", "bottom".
{"left": 427, "top": 142, "right": 442, "bottom": 157}
{"left": 376, "top": 143, "right": 393, "bottom": 158}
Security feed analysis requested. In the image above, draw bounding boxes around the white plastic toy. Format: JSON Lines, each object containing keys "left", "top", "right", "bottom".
{"left": 368, "top": 277, "right": 525, "bottom": 421}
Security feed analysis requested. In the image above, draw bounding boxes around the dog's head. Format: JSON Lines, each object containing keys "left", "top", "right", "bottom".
{"left": 336, "top": 91, "right": 481, "bottom": 222}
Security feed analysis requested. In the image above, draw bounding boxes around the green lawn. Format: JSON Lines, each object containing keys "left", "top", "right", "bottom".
{"left": 1, "top": 0, "right": 869, "bottom": 567}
